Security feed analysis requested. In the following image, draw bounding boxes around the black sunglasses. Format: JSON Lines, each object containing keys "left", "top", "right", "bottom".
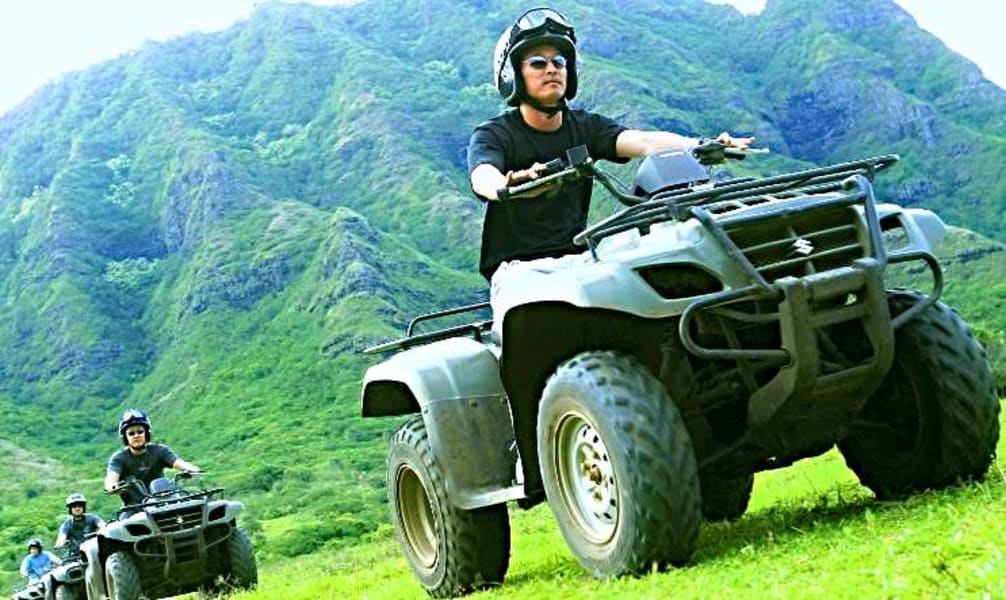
{"left": 524, "top": 54, "right": 567, "bottom": 70}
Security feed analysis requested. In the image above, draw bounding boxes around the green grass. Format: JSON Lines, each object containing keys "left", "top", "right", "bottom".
{"left": 219, "top": 400, "right": 1006, "bottom": 600}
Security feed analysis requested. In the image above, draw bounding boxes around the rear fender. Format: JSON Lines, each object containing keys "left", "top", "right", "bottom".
{"left": 362, "top": 337, "right": 519, "bottom": 509}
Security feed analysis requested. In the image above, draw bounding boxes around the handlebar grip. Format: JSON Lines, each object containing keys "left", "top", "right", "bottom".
{"left": 541, "top": 158, "right": 565, "bottom": 175}
{"left": 496, "top": 187, "right": 511, "bottom": 202}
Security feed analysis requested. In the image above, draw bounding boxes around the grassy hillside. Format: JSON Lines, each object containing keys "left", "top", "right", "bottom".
{"left": 0, "top": 0, "right": 1004, "bottom": 571}
{"left": 220, "top": 404, "right": 1006, "bottom": 598}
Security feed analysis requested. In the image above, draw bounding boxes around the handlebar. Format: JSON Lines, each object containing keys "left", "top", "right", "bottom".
{"left": 106, "top": 477, "right": 139, "bottom": 496}
{"left": 494, "top": 140, "right": 763, "bottom": 206}
{"left": 175, "top": 470, "right": 207, "bottom": 480}
{"left": 106, "top": 471, "right": 207, "bottom": 495}
{"left": 496, "top": 163, "right": 578, "bottom": 202}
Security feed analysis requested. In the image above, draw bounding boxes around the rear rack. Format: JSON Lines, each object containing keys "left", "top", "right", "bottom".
{"left": 364, "top": 301, "right": 492, "bottom": 354}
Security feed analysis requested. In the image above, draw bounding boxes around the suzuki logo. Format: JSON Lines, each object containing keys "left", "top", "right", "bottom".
{"left": 176, "top": 515, "right": 184, "bottom": 525}
{"left": 790, "top": 238, "right": 814, "bottom": 256}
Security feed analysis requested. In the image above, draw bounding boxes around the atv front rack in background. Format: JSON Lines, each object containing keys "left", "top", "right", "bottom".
{"left": 364, "top": 301, "right": 493, "bottom": 354}
{"left": 116, "top": 487, "right": 225, "bottom": 519}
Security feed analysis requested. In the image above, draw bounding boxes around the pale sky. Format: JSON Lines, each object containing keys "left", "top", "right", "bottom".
{"left": 0, "top": 0, "right": 1004, "bottom": 117}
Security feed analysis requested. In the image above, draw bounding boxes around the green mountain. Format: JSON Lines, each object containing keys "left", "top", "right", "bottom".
{"left": 1, "top": 0, "right": 1004, "bottom": 574}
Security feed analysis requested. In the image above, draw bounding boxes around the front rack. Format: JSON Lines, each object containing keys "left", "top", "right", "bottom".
{"left": 116, "top": 488, "right": 224, "bottom": 518}
{"left": 575, "top": 154, "right": 900, "bottom": 253}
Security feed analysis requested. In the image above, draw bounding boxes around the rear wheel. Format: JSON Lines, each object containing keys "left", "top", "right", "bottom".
{"left": 839, "top": 291, "right": 1001, "bottom": 499}
{"left": 537, "top": 351, "right": 701, "bottom": 577}
{"left": 105, "top": 552, "right": 142, "bottom": 600}
{"left": 388, "top": 416, "right": 510, "bottom": 598}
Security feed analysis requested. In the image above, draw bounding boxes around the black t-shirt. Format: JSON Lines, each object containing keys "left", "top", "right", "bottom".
{"left": 467, "top": 107, "right": 628, "bottom": 280}
{"left": 107, "top": 444, "right": 178, "bottom": 505}
{"left": 59, "top": 514, "right": 102, "bottom": 550}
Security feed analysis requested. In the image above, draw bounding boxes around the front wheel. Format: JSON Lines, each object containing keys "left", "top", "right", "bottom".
{"left": 388, "top": 416, "right": 510, "bottom": 598}
{"left": 537, "top": 351, "right": 701, "bottom": 578}
{"left": 226, "top": 527, "right": 258, "bottom": 589}
{"left": 105, "top": 552, "right": 142, "bottom": 600}
{"left": 839, "top": 291, "right": 1001, "bottom": 499}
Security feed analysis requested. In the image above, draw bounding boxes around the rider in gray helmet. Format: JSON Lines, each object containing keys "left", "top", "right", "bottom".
{"left": 469, "top": 7, "right": 753, "bottom": 281}
{"left": 54, "top": 492, "right": 106, "bottom": 553}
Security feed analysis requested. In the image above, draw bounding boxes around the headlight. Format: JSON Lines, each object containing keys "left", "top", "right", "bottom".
{"left": 636, "top": 263, "right": 724, "bottom": 299}
{"left": 208, "top": 505, "right": 228, "bottom": 521}
{"left": 125, "top": 524, "right": 153, "bottom": 536}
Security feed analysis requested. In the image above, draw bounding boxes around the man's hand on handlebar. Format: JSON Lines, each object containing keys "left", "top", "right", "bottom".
{"left": 175, "top": 469, "right": 206, "bottom": 480}
{"left": 693, "top": 134, "right": 768, "bottom": 165}
{"left": 105, "top": 477, "right": 136, "bottom": 495}
{"left": 500, "top": 161, "right": 561, "bottom": 200}
{"left": 712, "top": 131, "right": 755, "bottom": 150}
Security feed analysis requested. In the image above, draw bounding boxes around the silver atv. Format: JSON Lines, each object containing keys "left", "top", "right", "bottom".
{"left": 361, "top": 143, "right": 1000, "bottom": 596}
{"left": 10, "top": 554, "right": 81, "bottom": 600}
{"left": 43, "top": 552, "right": 86, "bottom": 600}
{"left": 11, "top": 582, "right": 45, "bottom": 600}
{"left": 10, "top": 552, "right": 81, "bottom": 600}
{"left": 80, "top": 472, "right": 257, "bottom": 600}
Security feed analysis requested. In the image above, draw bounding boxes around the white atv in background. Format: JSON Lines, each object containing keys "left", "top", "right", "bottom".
{"left": 80, "top": 472, "right": 256, "bottom": 600}
{"left": 42, "top": 551, "right": 86, "bottom": 600}
{"left": 10, "top": 548, "right": 83, "bottom": 600}
{"left": 361, "top": 142, "right": 1000, "bottom": 597}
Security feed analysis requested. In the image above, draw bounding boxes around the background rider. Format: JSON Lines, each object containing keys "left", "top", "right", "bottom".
{"left": 104, "top": 408, "right": 200, "bottom": 506}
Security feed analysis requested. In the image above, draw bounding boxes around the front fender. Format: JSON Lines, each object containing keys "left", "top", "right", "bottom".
{"left": 80, "top": 538, "right": 106, "bottom": 600}
{"left": 880, "top": 205, "right": 947, "bottom": 252}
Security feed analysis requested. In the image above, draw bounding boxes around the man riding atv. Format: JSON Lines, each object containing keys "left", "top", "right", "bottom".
{"left": 54, "top": 493, "right": 104, "bottom": 556}
{"left": 468, "top": 7, "right": 752, "bottom": 283}
{"left": 19, "top": 539, "right": 60, "bottom": 585}
{"left": 104, "top": 409, "right": 200, "bottom": 507}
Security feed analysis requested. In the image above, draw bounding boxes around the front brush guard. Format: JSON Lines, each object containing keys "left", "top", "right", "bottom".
{"left": 676, "top": 174, "right": 945, "bottom": 455}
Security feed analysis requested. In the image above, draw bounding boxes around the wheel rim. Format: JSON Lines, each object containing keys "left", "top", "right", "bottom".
{"left": 396, "top": 465, "right": 438, "bottom": 569}
{"left": 552, "top": 409, "right": 618, "bottom": 544}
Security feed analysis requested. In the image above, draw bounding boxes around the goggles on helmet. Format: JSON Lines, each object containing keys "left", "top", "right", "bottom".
{"left": 514, "top": 8, "right": 574, "bottom": 39}
{"left": 122, "top": 409, "right": 146, "bottom": 421}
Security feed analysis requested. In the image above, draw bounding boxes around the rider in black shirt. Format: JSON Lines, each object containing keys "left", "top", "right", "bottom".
{"left": 468, "top": 7, "right": 752, "bottom": 281}
{"left": 104, "top": 409, "right": 200, "bottom": 506}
